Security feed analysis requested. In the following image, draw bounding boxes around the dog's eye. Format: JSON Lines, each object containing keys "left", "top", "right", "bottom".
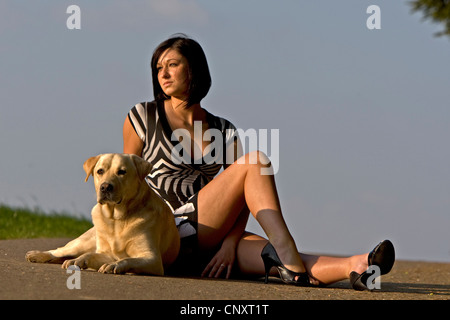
{"left": 118, "top": 169, "right": 127, "bottom": 176}
{"left": 97, "top": 169, "right": 104, "bottom": 175}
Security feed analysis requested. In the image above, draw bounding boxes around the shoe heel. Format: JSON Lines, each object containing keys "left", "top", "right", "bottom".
{"left": 263, "top": 259, "right": 272, "bottom": 284}
{"left": 261, "top": 243, "right": 274, "bottom": 284}
{"left": 261, "top": 242, "right": 311, "bottom": 287}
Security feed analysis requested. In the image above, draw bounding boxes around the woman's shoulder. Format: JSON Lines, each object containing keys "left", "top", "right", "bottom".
{"left": 131, "top": 100, "right": 158, "bottom": 113}
{"left": 129, "top": 100, "right": 160, "bottom": 124}
{"left": 127, "top": 101, "right": 161, "bottom": 138}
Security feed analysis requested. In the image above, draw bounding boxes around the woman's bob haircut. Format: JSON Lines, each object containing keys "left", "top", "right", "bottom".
{"left": 151, "top": 34, "right": 212, "bottom": 107}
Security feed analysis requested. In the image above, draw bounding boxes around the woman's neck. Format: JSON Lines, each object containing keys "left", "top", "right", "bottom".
{"left": 167, "top": 97, "right": 204, "bottom": 127}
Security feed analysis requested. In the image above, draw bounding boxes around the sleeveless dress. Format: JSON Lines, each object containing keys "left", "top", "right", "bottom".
{"left": 127, "top": 100, "right": 242, "bottom": 239}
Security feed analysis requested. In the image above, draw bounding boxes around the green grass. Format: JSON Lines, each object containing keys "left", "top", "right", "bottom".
{"left": 0, "top": 205, "right": 93, "bottom": 239}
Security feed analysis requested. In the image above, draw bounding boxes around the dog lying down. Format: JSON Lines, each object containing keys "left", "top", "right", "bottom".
{"left": 26, "top": 153, "right": 180, "bottom": 276}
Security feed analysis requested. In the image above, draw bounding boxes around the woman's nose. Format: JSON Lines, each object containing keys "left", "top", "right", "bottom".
{"left": 161, "top": 67, "right": 170, "bottom": 78}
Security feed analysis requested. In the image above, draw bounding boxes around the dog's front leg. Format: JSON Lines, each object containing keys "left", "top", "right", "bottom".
{"left": 98, "top": 256, "right": 164, "bottom": 276}
{"left": 26, "top": 227, "right": 96, "bottom": 264}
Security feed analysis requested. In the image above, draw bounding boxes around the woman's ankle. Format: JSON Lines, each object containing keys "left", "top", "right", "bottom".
{"left": 270, "top": 238, "right": 306, "bottom": 273}
{"left": 348, "top": 253, "right": 369, "bottom": 277}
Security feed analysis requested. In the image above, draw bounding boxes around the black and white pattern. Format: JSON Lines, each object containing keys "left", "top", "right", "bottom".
{"left": 128, "top": 100, "right": 242, "bottom": 214}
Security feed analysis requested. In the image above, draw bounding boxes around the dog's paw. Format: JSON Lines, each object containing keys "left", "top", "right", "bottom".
{"left": 62, "top": 257, "right": 88, "bottom": 270}
{"left": 25, "top": 250, "right": 55, "bottom": 263}
{"left": 98, "top": 262, "right": 126, "bottom": 274}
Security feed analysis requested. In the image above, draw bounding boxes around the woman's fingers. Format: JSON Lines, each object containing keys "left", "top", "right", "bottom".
{"left": 210, "top": 263, "right": 225, "bottom": 278}
{"left": 202, "top": 260, "right": 230, "bottom": 278}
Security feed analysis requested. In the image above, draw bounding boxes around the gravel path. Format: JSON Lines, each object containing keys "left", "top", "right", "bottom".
{"left": 1, "top": 238, "right": 449, "bottom": 301}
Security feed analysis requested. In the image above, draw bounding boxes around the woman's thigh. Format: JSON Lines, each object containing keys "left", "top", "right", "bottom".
{"left": 196, "top": 161, "right": 248, "bottom": 250}
{"left": 197, "top": 151, "right": 277, "bottom": 250}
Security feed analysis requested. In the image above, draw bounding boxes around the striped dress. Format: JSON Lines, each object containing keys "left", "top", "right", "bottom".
{"left": 128, "top": 100, "right": 242, "bottom": 235}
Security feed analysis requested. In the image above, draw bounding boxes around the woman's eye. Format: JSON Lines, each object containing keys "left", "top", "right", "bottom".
{"left": 97, "top": 169, "right": 104, "bottom": 175}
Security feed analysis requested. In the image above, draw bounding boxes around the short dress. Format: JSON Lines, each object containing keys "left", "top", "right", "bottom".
{"left": 127, "top": 100, "right": 242, "bottom": 269}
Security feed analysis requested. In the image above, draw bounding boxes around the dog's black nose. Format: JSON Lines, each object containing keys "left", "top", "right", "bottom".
{"left": 100, "top": 183, "right": 113, "bottom": 193}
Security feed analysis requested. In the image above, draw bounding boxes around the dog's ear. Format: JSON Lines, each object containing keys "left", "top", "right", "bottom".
{"left": 83, "top": 155, "right": 101, "bottom": 182}
{"left": 130, "top": 154, "right": 153, "bottom": 180}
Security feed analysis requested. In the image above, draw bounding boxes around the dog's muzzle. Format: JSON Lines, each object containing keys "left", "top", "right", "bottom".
{"left": 98, "top": 182, "right": 121, "bottom": 204}
{"left": 100, "top": 182, "right": 114, "bottom": 194}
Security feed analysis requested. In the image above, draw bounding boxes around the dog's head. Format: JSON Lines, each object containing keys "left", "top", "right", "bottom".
{"left": 83, "top": 153, "right": 153, "bottom": 205}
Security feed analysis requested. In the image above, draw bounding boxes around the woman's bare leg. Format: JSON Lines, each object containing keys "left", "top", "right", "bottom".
{"left": 197, "top": 151, "right": 306, "bottom": 274}
{"left": 236, "top": 232, "right": 369, "bottom": 285}
{"left": 197, "top": 151, "right": 370, "bottom": 284}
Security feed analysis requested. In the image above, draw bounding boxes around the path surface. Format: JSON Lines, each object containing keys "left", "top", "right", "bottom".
{"left": 0, "top": 238, "right": 449, "bottom": 300}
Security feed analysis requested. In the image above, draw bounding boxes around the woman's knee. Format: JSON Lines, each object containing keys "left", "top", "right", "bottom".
{"left": 236, "top": 151, "right": 274, "bottom": 175}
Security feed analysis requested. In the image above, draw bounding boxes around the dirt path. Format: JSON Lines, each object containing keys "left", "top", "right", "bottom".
{"left": 0, "top": 238, "right": 449, "bottom": 301}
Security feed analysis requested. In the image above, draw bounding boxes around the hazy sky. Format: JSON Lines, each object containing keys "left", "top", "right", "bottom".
{"left": 1, "top": 0, "right": 449, "bottom": 262}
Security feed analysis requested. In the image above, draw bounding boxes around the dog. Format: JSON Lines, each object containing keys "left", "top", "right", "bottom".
{"left": 26, "top": 153, "right": 180, "bottom": 275}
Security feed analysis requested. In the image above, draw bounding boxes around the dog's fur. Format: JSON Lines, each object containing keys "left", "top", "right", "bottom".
{"left": 26, "top": 153, "right": 180, "bottom": 275}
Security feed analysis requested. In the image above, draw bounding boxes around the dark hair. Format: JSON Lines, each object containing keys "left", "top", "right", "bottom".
{"left": 151, "top": 34, "right": 211, "bottom": 106}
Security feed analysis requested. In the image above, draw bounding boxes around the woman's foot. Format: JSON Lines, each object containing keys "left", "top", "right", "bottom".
{"left": 349, "top": 252, "right": 370, "bottom": 276}
{"left": 349, "top": 240, "right": 395, "bottom": 291}
{"left": 269, "top": 239, "right": 320, "bottom": 285}
{"left": 271, "top": 240, "right": 305, "bottom": 272}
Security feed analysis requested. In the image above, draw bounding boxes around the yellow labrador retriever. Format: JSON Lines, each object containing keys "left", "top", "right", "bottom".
{"left": 26, "top": 153, "right": 180, "bottom": 275}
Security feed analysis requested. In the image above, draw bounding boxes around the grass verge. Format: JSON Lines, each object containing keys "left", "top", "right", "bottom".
{"left": 0, "top": 204, "right": 92, "bottom": 239}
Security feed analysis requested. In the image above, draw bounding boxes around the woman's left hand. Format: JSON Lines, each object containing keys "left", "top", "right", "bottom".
{"left": 201, "top": 241, "right": 236, "bottom": 279}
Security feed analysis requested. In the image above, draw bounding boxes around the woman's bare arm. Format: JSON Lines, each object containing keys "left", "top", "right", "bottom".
{"left": 123, "top": 116, "right": 144, "bottom": 156}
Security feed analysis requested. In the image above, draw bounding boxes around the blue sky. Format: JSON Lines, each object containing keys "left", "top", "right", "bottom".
{"left": 1, "top": 1, "right": 449, "bottom": 262}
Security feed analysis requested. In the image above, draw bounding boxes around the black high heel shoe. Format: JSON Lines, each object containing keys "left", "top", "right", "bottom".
{"left": 261, "top": 242, "right": 310, "bottom": 286}
{"left": 350, "top": 239, "right": 395, "bottom": 291}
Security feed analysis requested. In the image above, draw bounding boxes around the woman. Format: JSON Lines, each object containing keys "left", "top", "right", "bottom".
{"left": 123, "top": 34, "right": 395, "bottom": 290}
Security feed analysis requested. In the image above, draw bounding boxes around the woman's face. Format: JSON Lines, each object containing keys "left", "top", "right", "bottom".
{"left": 156, "top": 48, "right": 190, "bottom": 100}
